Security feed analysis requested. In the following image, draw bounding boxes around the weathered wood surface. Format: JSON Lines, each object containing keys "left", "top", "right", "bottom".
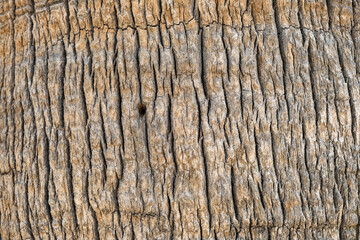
{"left": 1, "top": 0, "right": 360, "bottom": 239}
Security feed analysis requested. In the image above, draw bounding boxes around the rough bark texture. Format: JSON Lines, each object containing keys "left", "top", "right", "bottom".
{"left": 1, "top": 0, "right": 360, "bottom": 239}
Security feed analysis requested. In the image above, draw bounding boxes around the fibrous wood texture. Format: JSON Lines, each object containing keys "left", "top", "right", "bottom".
{"left": 1, "top": 0, "right": 360, "bottom": 239}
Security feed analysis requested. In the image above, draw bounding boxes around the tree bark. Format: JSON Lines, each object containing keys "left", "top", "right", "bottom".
{"left": 1, "top": 0, "right": 360, "bottom": 239}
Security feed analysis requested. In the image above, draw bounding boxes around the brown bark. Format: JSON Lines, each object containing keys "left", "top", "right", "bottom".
{"left": 0, "top": 0, "right": 360, "bottom": 239}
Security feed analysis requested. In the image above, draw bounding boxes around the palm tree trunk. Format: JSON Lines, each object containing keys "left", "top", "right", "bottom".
{"left": 0, "top": 0, "right": 360, "bottom": 239}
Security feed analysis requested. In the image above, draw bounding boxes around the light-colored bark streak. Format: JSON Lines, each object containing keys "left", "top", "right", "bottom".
{"left": 1, "top": 0, "right": 360, "bottom": 239}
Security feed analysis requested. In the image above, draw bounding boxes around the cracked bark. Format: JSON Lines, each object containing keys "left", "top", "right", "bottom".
{"left": 1, "top": 0, "right": 360, "bottom": 239}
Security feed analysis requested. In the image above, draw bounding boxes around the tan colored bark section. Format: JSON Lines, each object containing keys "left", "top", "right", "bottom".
{"left": 0, "top": 0, "right": 360, "bottom": 239}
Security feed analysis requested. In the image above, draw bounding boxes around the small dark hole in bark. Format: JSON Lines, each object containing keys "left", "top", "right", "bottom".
{"left": 138, "top": 103, "right": 146, "bottom": 116}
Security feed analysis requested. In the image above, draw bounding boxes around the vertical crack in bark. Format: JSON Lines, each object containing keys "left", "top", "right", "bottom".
{"left": 151, "top": 64, "right": 158, "bottom": 124}
{"left": 144, "top": 114, "right": 155, "bottom": 183}
{"left": 24, "top": 5, "right": 38, "bottom": 234}
{"left": 346, "top": 77, "right": 357, "bottom": 145}
{"left": 302, "top": 120, "right": 312, "bottom": 190}
{"left": 272, "top": 0, "right": 290, "bottom": 122}
{"left": 200, "top": 28, "right": 208, "bottom": 99}
{"left": 43, "top": 132, "right": 54, "bottom": 234}
{"left": 253, "top": 128, "right": 265, "bottom": 213}
{"left": 25, "top": 175, "right": 35, "bottom": 240}
{"left": 192, "top": 79, "right": 202, "bottom": 143}
{"left": 329, "top": 64, "right": 342, "bottom": 131}
{"left": 135, "top": 29, "right": 142, "bottom": 103}
{"left": 28, "top": 0, "right": 36, "bottom": 87}
{"left": 325, "top": 0, "right": 332, "bottom": 29}
{"left": 168, "top": 96, "right": 177, "bottom": 175}
{"left": 112, "top": 32, "right": 125, "bottom": 185}
{"left": 100, "top": 139, "right": 108, "bottom": 187}
{"left": 99, "top": 102, "right": 108, "bottom": 149}
{"left": 351, "top": 0, "right": 359, "bottom": 79}
{"left": 221, "top": 25, "right": 230, "bottom": 83}
{"left": 60, "top": 37, "right": 79, "bottom": 236}
{"left": 86, "top": 171, "right": 100, "bottom": 239}
{"left": 64, "top": 0, "right": 71, "bottom": 42}
{"left": 221, "top": 77, "right": 230, "bottom": 135}
{"left": 254, "top": 38, "right": 265, "bottom": 99}
{"left": 41, "top": 34, "right": 55, "bottom": 236}
{"left": 86, "top": 38, "right": 95, "bottom": 92}
{"left": 84, "top": 0, "right": 94, "bottom": 40}
{"left": 66, "top": 137, "right": 79, "bottom": 236}
{"left": 230, "top": 166, "right": 240, "bottom": 223}
{"left": 14, "top": 184, "right": 22, "bottom": 240}
{"left": 201, "top": 136, "right": 212, "bottom": 231}
{"left": 9, "top": 0, "right": 16, "bottom": 172}
{"left": 270, "top": 124, "right": 285, "bottom": 222}
{"left": 119, "top": 33, "right": 127, "bottom": 154}
{"left": 196, "top": 208, "right": 204, "bottom": 239}
{"left": 80, "top": 59, "right": 89, "bottom": 125}
{"left": 307, "top": 43, "right": 319, "bottom": 132}
{"left": 171, "top": 48, "right": 178, "bottom": 80}
{"left": 198, "top": 26, "right": 213, "bottom": 233}
{"left": 60, "top": 40, "right": 67, "bottom": 128}
{"left": 20, "top": 101, "right": 24, "bottom": 173}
